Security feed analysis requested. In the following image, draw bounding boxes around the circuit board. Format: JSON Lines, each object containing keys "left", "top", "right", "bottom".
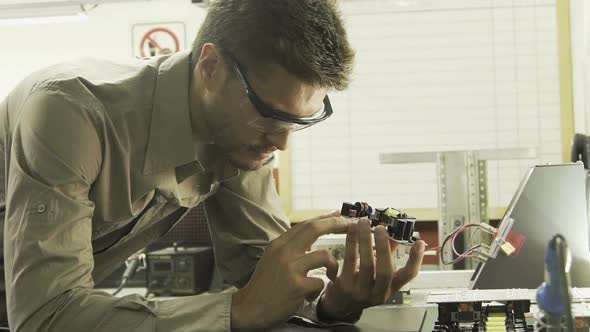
{"left": 432, "top": 300, "right": 533, "bottom": 332}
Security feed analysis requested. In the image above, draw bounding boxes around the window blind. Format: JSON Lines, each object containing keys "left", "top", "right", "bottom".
{"left": 290, "top": 0, "right": 561, "bottom": 213}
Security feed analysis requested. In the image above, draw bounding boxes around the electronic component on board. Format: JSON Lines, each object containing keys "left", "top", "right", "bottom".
{"left": 432, "top": 300, "right": 534, "bottom": 332}
{"left": 340, "top": 202, "right": 417, "bottom": 245}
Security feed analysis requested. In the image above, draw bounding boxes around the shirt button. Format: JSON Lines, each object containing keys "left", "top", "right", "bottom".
{"left": 37, "top": 204, "right": 46, "bottom": 213}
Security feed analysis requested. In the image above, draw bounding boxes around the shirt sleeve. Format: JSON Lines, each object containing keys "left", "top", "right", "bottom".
{"left": 4, "top": 88, "right": 233, "bottom": 332}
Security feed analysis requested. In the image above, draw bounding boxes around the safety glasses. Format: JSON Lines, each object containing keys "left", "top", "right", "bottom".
{"left": 225, "top": 51, "right": 333, "bottom": 133}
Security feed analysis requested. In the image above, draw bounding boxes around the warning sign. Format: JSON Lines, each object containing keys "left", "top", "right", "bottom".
{"left": 132, "top": 22, "right": 186, "bottom": 58}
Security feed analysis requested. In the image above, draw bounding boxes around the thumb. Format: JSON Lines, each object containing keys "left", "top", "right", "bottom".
{"left": 391, "top": 240, "right": 426, "bottom": 291}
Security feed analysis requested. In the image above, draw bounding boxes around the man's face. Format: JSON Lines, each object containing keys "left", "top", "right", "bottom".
{"left": 193, "top": 46, "right": 327, "bottom": 171}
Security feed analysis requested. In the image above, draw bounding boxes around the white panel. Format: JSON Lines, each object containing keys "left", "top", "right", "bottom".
{"left": 0, "top": 1, "right": 207, "bottom": 99}
{"left": 291, "top": 0, "right": 561, "bottom": 211}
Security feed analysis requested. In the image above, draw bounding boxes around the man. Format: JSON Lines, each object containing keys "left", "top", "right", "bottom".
{"left": 1, "top": 0, "right": 425, "bottom": 331}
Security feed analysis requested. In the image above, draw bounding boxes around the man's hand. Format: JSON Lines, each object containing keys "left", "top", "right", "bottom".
{"left": 318, "top": 218, "right": 426, "bottom": 322}
{"left": 230, "top": 215, "right": 349, "bottom": 331}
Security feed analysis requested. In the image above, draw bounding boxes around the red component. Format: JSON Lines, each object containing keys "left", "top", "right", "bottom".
{"left": 506, "top": 230, "right": 527, "bottom": 256}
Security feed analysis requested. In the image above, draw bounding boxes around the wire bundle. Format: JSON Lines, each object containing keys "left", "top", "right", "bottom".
{"left": 433, "top": 223, "right": 496, "bottom": 265}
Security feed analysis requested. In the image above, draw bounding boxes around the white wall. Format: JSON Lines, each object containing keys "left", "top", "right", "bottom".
{"left": 0, "top": 0, "right": 207, "bottom": 99}
{"left": 571, "top": 0, "right": 588, "bottom": 134}
{"left": 0, "top": 0, "right": 566, "bottom": 212}
{"left": 292, "top": 0, "right": 562, "bottom": 211}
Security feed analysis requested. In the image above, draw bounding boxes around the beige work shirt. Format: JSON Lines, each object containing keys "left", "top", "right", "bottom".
{"left": 0, "top": 50, "right": 293, "bottom": 331}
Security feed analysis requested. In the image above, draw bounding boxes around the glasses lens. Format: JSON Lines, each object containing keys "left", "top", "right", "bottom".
{"left": 296, "top": 104, "right": 326, "bottom": 122}
{"left": 240, "top": 97, "right": 316, "bottom": 133}
{"left": 247, "top": 117, "right": 313, "bottom": 133}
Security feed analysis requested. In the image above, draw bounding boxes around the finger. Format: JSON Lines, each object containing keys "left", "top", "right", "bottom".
{"left": 373, "top": 226, "right": 393, "bottom": 300}
{"left": 390, "top": 240, "right": 426, "bottom": 292}
{"left": 298, "top": 211, "right": 342, "bottom": 252}
{"left": 341, "top": 221, "right": 359, "bottom": 280}
{"left": 288, "top": 216, "right": 350, "bottom": 252}
{"left": 293, "top": 249, "right": 339, "bottom": 281}
{"left": 357, "top": 218, "right": 375, "bottom": 290}
{"left": 322, "top": 210, "right": 341, "bottom": 218}
{"left": 272, "top": 216, "right": 346, "bottom": 249}
{"left": 301, "top": 276, "right": 325, "bottom": 302}
{"left": 303, "top": 210, "right": 341, "bottom": 223}
{"left": 285, "top": 216, "right": 344, "bottom": 242}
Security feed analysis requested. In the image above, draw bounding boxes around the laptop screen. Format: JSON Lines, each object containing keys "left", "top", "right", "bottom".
{"left": 471, "top": 163, "right": 590, "bottom": 289}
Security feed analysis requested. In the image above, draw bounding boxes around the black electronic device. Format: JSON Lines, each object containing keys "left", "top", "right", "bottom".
{"left": 146, "top": 244, "right": 214, "bottom": 296}
{"left": 95, "top": 204, "right": 212, "bottom": 289}
{"left": 340, "top": 201, "right": 417, "bottom": 245}
{"left": 572, "top": 133, "right": 590, "bottom": 169}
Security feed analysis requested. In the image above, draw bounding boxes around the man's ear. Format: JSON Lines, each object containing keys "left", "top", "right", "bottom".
{"left": 195, "top": 43, "right": 228, "bottom": 92}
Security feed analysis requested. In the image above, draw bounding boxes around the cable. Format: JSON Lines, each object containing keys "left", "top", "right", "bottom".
{"left": 112, "top": 257, "right": 140, "bottom": 296}
{"left": 451, "top": 224, "right": 481, "bottom": 257}
{"left": 112, "top": 281, "right": 126, "bottom": 297}
{"left": 439, "top": 224, "right": 473, "bottom": 264}
{"left": 112, "top": 251, "right": 145, "bottom": 296}
{"left": 438, "top": 229, "right": 455, "bottom": 265}
{"left": 440, "top": 227, "right": 477, "bottom": 265}
{"left": 467, "top": 227, "right": 482, "bottom": 247}
{"left": 438, "top": 223, "right": 496, "bottom": 265}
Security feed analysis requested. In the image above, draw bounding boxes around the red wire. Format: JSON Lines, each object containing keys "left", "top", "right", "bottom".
{"left": 432, "top": 223, "right": 486, "bottom": 265}
{"left": 451, "top": 224, "right": 481, "bottom": 257}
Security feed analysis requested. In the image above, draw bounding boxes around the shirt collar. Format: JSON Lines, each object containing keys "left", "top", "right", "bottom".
{"left": 142, "top": 50, "right": 195, "bottom": 175}
{"left": 194, "top": 143, "right": 240, "bottom": 183}
{"left": 142, "top": 50, "right": 239, "bottom": 182}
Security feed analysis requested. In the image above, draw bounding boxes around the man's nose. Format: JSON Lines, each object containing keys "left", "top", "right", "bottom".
{"left": 265, "top": 130, "right": 291, "bottom": 151}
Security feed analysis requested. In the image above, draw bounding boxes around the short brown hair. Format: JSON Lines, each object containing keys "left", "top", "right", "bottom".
{"left": 192, "top": 0, "right": 355, "bottom": 90}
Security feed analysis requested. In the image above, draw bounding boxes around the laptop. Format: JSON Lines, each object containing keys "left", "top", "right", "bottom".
{"left": 471, "top": 163, "right": 590, "bottom": 289}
